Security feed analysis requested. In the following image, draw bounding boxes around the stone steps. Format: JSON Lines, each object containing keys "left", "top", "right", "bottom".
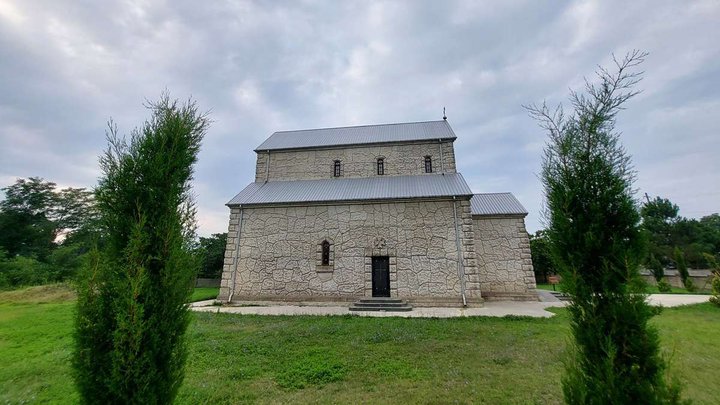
{"left": 549, "top": 291, "right": 572, "bottom": 301}
{"left": 349, "top": 298, "right": 413, "bottom": 312}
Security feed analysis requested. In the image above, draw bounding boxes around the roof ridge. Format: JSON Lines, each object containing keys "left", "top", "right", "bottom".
{"left": 272, "top": 120, "right": 449, "bottom": 135}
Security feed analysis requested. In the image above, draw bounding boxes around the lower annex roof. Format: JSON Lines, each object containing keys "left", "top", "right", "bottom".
{"left": 227, "top": 173, "right": 473, "bottom": 206}
{"left": 470, "top": 193, "right": 528, "bottom": 216}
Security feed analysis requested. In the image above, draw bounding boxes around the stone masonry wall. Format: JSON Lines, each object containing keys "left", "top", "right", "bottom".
{"left": 473, "top": 216, "right": 537, "bottom": 301}
{"left": 218, "top": 198, "right": 480, "bottom": 306}
{"left": 255, "top": 141, "right": 456, "bottom": 181}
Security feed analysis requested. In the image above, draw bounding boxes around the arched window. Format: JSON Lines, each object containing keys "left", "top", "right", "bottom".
{"left": 424, "top": 156, "right": 433, "bottom": 173}
{"left": 377, "top": 158, "right": 384, "bottom": 175}
{"left": 333, "top": 160, "right": 341, "bottom": 177}
{"left": 321, "top": 240, "right": 330, "bottom": 266}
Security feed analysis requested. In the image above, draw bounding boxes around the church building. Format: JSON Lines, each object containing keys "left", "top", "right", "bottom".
{"left": 218, "top": 120, "right": 537, "bottom": 307}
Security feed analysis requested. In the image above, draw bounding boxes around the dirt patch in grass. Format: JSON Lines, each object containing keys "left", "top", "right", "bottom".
{"left": 0, "top": 285, "right": 219, "bottom": 305}
{"left": 0, "top": 283, "right": 76, "bottom": 304}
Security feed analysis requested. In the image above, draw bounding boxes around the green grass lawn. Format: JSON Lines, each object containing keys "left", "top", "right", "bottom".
{"left": 190, "top": 287, "right": 219, "bottom": 302}
{"left": 536, "top": 283, "right": 562, "bottom": 292}
{"left": 644, "top": 285, "right": 710, "bottom": 294}
{"left": 1, "top": 285, "right": 718, "bottom": 404}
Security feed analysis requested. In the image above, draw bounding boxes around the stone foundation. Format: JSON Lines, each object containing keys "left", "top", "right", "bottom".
{"left": 225, "top": 295, "right": 473, "bottom": 308}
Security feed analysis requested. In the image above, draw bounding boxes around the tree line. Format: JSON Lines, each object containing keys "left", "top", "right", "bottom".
{"left": 531, "top": 197, "right": 720, "bottom": 284}
{"left": 0, "top": 177, "right": 227, "bottom": 289}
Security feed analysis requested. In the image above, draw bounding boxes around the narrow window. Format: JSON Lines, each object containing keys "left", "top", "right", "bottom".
{"left": 424, "top": 156, "right": 433, "bottom": 173}
{"left": 377, "top": 158, "right": 384, "bottom": 175}
{"left": 321, "top": 240, "right": 330, "bottom": 266}
{"left": 333, "top": 160, "right": 341, "bottom": 177}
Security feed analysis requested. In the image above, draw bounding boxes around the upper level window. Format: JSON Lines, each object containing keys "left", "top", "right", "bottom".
{"left": 424, "top": 156, "right": 433, "bottom": 173}
{"left": 333, "top": 160, "right": 341, "bottom": 177}
{"left": 321, "top": 240, "right": 330, "bottom": 266}
{"left": 377, "top": 158, "right": 384, "bottom": 175}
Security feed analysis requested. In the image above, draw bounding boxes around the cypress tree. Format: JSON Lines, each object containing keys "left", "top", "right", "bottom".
{"left": 73, "top": 94, "right": 209, "bottom": 404}
{"left": 648, "top": 253, "right": 664, "bottom": 283}
{"left": 674, "top": 247, "right": 693, "bottom": 291}
{"left": 527, "top": 51, "right": 682, "bottom": 404}
{"left": 649, "top": 253, "right": 672, "bottom": 292}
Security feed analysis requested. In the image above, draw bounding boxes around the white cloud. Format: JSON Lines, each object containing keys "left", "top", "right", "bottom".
{"left": 0, "top": 0, "right": 24, "bottom": 26}
{"left": 0, "top": 0, "right": 718, "bottom": 236}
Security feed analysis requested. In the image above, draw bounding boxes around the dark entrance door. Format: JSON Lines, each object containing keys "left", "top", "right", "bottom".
{"left": 371, "top": 256, "right": 390, "bottom": 297}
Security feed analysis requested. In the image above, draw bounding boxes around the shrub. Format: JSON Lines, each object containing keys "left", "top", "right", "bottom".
{"left": 47, "top": 244, "right": 86, "bottom": 282}
{"left": 704, "top": 253, "right": 720, "bottom": 307}
{"left": 710, "top": 277, "right": 720, "bottom": 306}
{"left": 657, "top": 279, "right": 672, "bottom": 293}
{"left": 0, "top": 255, "right": 52, "bottom": 288}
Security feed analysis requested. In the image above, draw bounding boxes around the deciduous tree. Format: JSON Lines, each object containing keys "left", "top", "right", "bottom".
{"left": 0, "top": 177, "right": 58, "bottom": 259}
{"left": 196, "top": 233, "right": 227, "bottom": 279}
{"left": 529, "top": 230, "right": 553, "bottom": 283}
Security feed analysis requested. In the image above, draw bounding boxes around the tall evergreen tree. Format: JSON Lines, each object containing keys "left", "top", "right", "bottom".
{"left": 527, "top": 51, "right": 682, "bottom": 404}
{"left": 648, "top": 253, "right": 665, "bottom": 283}
{"left": 674, "top": 247, "right": 693, "bottom": 291}
{"left": 73, "top": 94, "right": 209, "bottom": 404}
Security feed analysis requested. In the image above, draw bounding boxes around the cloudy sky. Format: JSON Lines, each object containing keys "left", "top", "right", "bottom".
{"left": 1, "top": 0, "right": 718, "bottom": 236}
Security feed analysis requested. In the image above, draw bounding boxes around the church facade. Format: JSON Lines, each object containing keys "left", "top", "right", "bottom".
{"left": 218, "top": 120, "right": 537, "bottom": 306}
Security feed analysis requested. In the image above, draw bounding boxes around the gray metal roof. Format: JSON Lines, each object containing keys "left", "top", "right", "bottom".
{"left": 228, "top": 173, "right": 472, "bottom": 206}
{"left": 255, "top": 120, "right": 456, "bottom": 151}
{"left": 470, "top": 193, "right": 528, "bottom": 216}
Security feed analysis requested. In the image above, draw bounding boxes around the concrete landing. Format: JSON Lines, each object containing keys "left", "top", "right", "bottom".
{"left": 190, "top": 294, "right": 710, "bottom": 318}
{"left": 191, "top": 300, "right": 565, "bottom": 318}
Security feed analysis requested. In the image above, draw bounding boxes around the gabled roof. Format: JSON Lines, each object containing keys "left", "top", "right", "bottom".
{"left": 254, "top": 120, "right": 456, "bottom": 151}
{"left": 228, "top": 173, "right": 472, "bottom": 206}
{"left": 470, "top": 193, "right": 527, "bottom": 216}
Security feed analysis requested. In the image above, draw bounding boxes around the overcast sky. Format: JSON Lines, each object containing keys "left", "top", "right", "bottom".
{"left": 1, "top": 0, "right": 718, "bottom": 236}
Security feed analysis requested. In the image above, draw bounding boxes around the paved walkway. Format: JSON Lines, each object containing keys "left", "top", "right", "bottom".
{"left": 535, "top": 290, "right": 711, "bottom": 308}
{"left": 190, "top": 293, "right": 709, "bottom": 319}
{"left": 647, "top": 294, "right": 710, "bottom": 307}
